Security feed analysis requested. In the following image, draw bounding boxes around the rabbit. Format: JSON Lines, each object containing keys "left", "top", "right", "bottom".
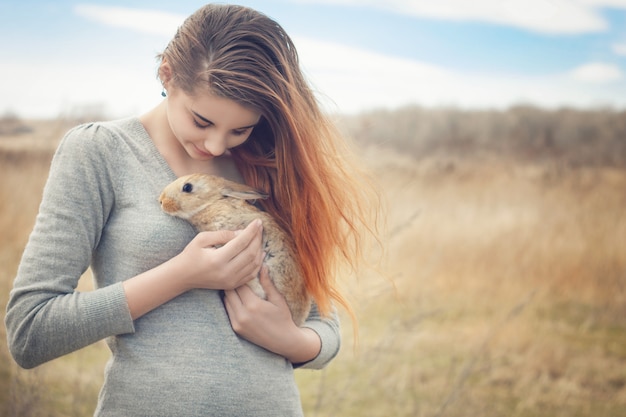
{"left": 159, "top": 173, "right": 311, "bottom": 326}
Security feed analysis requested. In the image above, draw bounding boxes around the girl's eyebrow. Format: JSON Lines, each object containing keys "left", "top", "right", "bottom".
{"left": 192, "top": 110, "right": 258, "bottom": 130}
{"left": 192, "top": 110, "right": 212, "bottom": 124}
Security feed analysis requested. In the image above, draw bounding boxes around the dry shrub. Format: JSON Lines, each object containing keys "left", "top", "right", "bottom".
{"left": 298, "top": 145, "right": 626, "bottom": 417}
{"left": 340, "top": 105, "right": 626, "bottom": 168}
{"left": 0, "top": 148, "right": 53, "bottom": 415}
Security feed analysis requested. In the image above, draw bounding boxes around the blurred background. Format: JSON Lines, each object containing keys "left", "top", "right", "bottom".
{"left": 1, "top": 1, "right": 626, "bottom": 416}
{"left": 2, "top": 0, "right": 626, "bottom": 118}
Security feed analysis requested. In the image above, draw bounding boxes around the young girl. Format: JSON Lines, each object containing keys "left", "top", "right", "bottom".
{"left": 6, "top": 4, "right": 378, "bottom": 416}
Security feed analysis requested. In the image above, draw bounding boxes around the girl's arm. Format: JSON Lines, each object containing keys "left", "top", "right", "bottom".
{"left": 5, "top": 123, "right": 266, "bottom": 369}
{"left": 123, "top": 222, "right": 264, "bottom": 320}
{"left": 5, "top": 125, "right": 135, "bottom": 369}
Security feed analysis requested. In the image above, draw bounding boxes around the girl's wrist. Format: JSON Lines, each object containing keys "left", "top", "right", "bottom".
{"left": 281, "top": 326, "right": 321, "bottom": 364}
{"left": 169, "top": 252, "right": 195, "bottom": 292}
{"left": 123, "top": 255, "right": 192, "bottom": 320}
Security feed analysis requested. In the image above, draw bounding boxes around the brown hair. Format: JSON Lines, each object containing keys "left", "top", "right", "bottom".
{"left": 159, "top": 4, "right": 381, "bottom": 322}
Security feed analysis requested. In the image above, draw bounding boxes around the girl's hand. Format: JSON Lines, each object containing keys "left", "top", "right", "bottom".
{"left": 178, "top": 219, "right": 265, "bottom": 291}
{"left": 123, "top": 219, "right": 265, "bottom": 320}
{"left": 223, "top": 266, "right": 321, "bottom": 364}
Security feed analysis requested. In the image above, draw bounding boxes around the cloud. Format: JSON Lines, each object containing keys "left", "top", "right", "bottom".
{"left": 74, "top": 4, "right": 184, "bottom": 37}
{"left": 5, "top": 4, "right": 625, "bottom": 118}
{"left": 296, "top": 38, "right": 626, "bottom": 112}
{"left": 579, "top": 0, "right": 626, "bottom": 6}
{"left": 0, "top": 60, "right": 163, "bottom": 119}
{"left": 295, "top": 37, "right": 458, "bottom": 111}
{"left": 4, "top": 33, "right": 625, "bottom": 119}
{"left": 568, "top": 62, "right": 624, "bottom": 83}
{"left": 291, "top": 0, "right": 626, "bottom": 34}
{"left": 74, "top": 1, "right": 626, "bottom": 37}
{"left": 613, "top": 43, "right": 626, "bottom": 56}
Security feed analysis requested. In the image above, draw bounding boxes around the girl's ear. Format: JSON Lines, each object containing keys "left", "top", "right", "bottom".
{"left": 221, "top": 183, "right": 269, "bottom": 201}
{"left": 159, "top": 59, "right": 173, "bottom": 89}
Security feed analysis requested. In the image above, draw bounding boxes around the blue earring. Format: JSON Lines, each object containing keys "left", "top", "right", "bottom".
{"left": 161, "top": 89, "right": 167, "bottom": 97}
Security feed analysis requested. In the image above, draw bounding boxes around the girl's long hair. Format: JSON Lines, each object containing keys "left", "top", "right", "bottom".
{"left": 160, "top": 4, "right": 381, "bottom": 320}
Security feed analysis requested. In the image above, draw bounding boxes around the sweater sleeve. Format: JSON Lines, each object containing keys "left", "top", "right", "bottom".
{"left": 296, "top": 303, "right": 341, "bottom": 370}
{"left": 5, "top": 124, "right": 135, "bottom": 369}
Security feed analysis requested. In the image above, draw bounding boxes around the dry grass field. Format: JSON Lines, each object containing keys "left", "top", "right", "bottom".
{"left": 1, "top": 110, "right": 626, "bottom": 416}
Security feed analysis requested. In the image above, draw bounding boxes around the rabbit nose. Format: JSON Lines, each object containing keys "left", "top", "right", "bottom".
{"left": 160, "top": 197, "right": 179, "bottom": 213}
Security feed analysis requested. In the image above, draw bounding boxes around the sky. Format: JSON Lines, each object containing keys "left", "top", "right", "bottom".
{"left": 1, "top": 0, "right": 626, "bottom": 118}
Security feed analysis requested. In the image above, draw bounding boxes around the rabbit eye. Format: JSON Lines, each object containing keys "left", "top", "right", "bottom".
{"left": 182, "top": 183, "right": 193, "bottom": 193}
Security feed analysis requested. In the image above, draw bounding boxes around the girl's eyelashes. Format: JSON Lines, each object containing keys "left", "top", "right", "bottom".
{"left": 232, "top": 127, "right": 252, "bottom": 136}
{"left": 192, "top": 116, "right": 253, "bottom": 135}
{"left": 193, "top": 118, "right": 210, "bottom": 129}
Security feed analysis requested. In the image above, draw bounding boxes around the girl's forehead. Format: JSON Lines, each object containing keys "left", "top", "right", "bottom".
{"left": 187, "top": 91, "right": 261, "bottom": 126}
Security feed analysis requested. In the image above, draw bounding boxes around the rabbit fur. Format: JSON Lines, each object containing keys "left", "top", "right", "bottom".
{"left": 159, "top": 173, "right": 311, "bottom": 326}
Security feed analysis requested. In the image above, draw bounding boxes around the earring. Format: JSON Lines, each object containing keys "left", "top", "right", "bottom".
{"left": 161, "top": 89, "right": 167, "bottom": 97}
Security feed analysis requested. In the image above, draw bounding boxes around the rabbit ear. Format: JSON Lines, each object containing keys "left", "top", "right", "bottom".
{"left": 221, "top": 183, "right": 269, "bottom": 201}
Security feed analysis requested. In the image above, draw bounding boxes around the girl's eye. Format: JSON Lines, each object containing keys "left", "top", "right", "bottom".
{"left": 232, "top": 128, "right": 252, "bottom": 136}
{"left": 193, "top": 119, "right": 210, "bottom": 129}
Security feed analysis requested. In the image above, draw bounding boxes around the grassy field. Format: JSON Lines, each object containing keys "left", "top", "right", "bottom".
{"left": 1, "top": 116, "right": 626, "bottom": 416}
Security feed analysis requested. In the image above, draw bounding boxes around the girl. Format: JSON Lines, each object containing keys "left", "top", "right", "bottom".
{"left": 6, "top": 4, "right": 379, "bottom": 416}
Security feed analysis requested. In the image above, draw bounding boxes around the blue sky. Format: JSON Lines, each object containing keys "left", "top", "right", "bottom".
{"left": 1, "top": 0, "right": 626, "bottom": 118}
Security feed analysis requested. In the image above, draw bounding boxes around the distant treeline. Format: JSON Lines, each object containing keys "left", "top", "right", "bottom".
{"left": 339, "top": 105, "right": 626, "bottom": 167}
{"left": 2, "top": 105, "right": 626, "bottom": 168}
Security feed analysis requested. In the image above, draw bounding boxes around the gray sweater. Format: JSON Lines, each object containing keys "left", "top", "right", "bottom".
{"left": 5, "top": 118, "right": 341, "bottom": 416}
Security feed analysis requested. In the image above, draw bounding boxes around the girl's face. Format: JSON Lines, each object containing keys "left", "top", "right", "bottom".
{"left": 165, "top": 86, "right": 261, "bottom": 159}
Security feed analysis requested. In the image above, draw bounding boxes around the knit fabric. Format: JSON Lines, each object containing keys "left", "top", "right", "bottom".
{"left": 5, "top": 118, "right": 341, "bottom": 416}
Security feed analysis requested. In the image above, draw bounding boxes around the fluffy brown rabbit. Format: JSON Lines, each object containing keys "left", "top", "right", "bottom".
{"left": 159, "top": 173, "right": 311, "bottom": 326}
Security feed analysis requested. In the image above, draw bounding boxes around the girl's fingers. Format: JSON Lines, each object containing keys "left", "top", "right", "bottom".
{"left": 221, "top": 221, "right": 264, "bottom": 285}
{"left": 258, "top": 266, "right": 273, "bottom": 293}
{"left": 223, "top": 289, "right": 241, "bottom": 307}
{"left": 194, "top": 229, "right": 237, "bottom": 248}
{"left": 221, "top": 219, "right": 263, "bottom": 262}
{"left": 183, "top": 220, "right": 264, "bottom": 290}
{"left": 229, "top": 247, "right": 265, "bottom": 286}
{"left": 257, "top": 267, "right": 291, "bottom": 316}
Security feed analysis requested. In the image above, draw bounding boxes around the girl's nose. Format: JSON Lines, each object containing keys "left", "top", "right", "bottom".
{"left": 204, "top": 132, "right": 226, "bottom": 156}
